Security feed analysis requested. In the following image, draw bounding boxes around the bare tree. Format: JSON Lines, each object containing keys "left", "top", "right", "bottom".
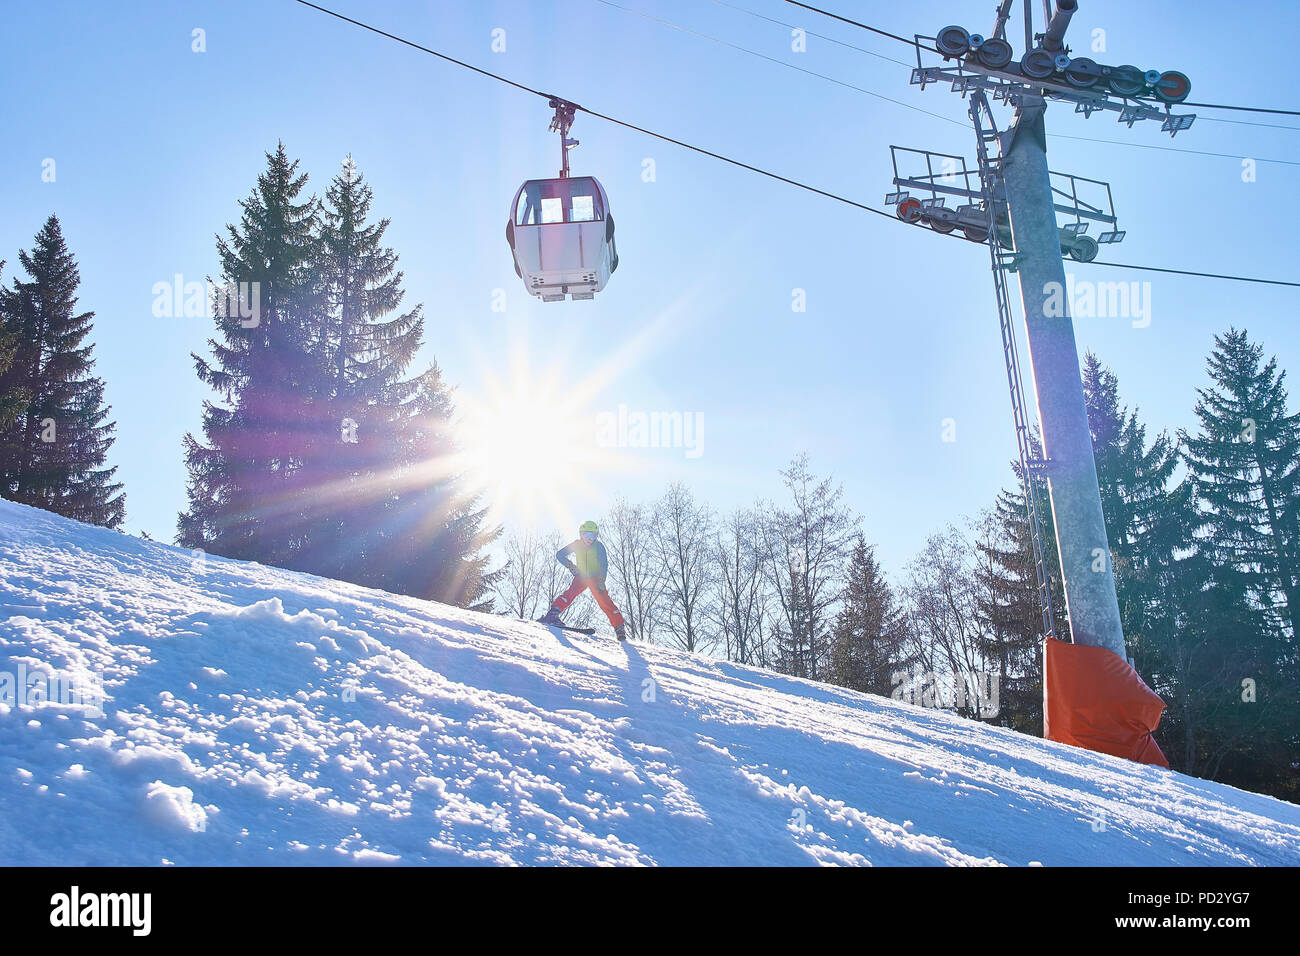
{"left": 712, "top": 507, "right": 771, "bottom": 665}
{"left": 492, "top": 528, "right": 550, "bottom": 618}
{"left": 761, "top": 454, "right": 857, "bottom": 680}
{"left": 902, "top": 526, "right": 997, "bottom": 719}
{"left": 653, "top": 482, "right": 716, "bottom": 654}
{"left": 538, "top": 530, "right": 570, "bottom": 607}
{"left": 602, "top": 497, "right": 663, "bottom": 642}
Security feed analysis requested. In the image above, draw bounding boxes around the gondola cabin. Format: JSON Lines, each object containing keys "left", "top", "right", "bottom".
{"left": 506, "top": 176, "right": 618, "bottom": 302}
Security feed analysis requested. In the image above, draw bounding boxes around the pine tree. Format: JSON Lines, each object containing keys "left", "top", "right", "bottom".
{"left": 770, "top": 555, "right": 813, "bottom": 679}
{"left": 178, "top": 143, "right": 319, "bottom": 563}
{"left": 308, "top": 158, "right": 498, "bottom": 608}
{"left": 1181, "top": 328, "right": 1300, "bottom": 639}
{"left": 1140, "top": 484, "right": 1281, "bottom": 787}
{"left": 0, "top": 216, "right": 124, "bottom": 527}
{"left": 973, "top": 437, "right": 1068, "bottom": 733}
{"left": 1176, "top": 330, "right": 1300, "bottom": 798}
{"left": 319, "top": 156, "right": 423, "bottom": 391}
{"left": 0, "top": 261, "right": 27, "bottom": 433}
{"left": 180, "top": 148, "right": 499, "bottom": 610}
{"left": 826, "top": 537, "right": 909, "bottom": 696}
{"left": 290, "top": 155, "right": 425, "bottom": 581}
{"left": 369, "top": 361, "right": 500, "bottom": 609}
{"left": 1081, "top": 353, "right": 1182, "bottom": 669}
{"left": 972, "top": 500, "right": 1051, "bottom": 732}
{"left": 0, "top": 329, "right": 19, "bottom": 432}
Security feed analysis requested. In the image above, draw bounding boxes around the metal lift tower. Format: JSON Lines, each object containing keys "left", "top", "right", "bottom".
{"left": 884, "top": 1, "right": 1195, "bottom": 662}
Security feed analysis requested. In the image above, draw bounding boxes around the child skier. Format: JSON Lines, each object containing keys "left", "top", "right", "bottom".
{"left": 540, "top": 520, "right": 628, "bottom": 641}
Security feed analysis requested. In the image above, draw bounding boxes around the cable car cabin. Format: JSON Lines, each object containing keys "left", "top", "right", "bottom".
{"left": 506, "top": 176, "right": 618, "bottom": 302}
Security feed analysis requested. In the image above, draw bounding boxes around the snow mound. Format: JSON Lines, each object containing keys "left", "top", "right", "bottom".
{"left": 143, "top": 781, "right": 208, "bottom": 833}
{"left": 1, "top": 498, "right": 1298, "bottom": 866}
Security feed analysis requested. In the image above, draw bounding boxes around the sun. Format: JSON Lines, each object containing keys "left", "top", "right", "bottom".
{"left": 450, "top": 305, "right": 686, "bottom": 534}
{"left": 455, "top": 363, "right": 613, "bottom": 531}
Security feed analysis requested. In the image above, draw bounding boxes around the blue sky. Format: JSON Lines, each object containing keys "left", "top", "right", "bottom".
{"left": 2, "top": 0, "right": 1297, "bottom": 580}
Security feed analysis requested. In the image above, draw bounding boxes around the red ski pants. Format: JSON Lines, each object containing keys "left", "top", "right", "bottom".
{"left": 552, "top": 576, "right": 624, "bottom": 627}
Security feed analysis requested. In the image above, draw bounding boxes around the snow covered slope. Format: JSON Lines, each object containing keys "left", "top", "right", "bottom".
{"left": 1, "top": 499, "right": 1297, "bottom": 866}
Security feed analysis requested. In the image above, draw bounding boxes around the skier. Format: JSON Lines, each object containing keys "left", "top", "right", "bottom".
{"left": 539, "top": 521, "right": 628, "bottom": 640}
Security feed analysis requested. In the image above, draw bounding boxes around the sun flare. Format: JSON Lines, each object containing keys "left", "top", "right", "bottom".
{"left": 456, "top": 366, "right": 610, "bottom": 531}
{"left": 449, "top": 307, "right": 687, "bottom": 534}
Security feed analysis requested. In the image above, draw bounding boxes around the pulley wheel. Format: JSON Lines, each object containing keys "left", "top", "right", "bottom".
{"left": 896, "top": 198, "right": 923, "bottom": 223}
{"left": 976, "top": 38, "right": 1014, "bottom": 70}
{"left": 962, "top": 225, "right": 989, "bottom": 243}
{"left": 1068, "top": 236, "right": 1099, "bottom": 262}
{"left": 929, "top": 217, "right": 956, "bottom": 234}
{"left": 1020, "top": 49, "right": 1055, "bottom": 79}
{"left": 1154, "top": 70, "right": 1191, "bottom": 104}
{"left": 1064, "top": 57, "right": 1100, "bottom": 88}
{"left": 935, "top": 25, "right": 971, "bottom": 59}
{"left": 1108, "top": 65, "right": 1145, "bottom": 97}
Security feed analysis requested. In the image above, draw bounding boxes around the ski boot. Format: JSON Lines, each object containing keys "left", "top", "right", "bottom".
{"left": 539, "top": 606, "right": 564, "bottom": 627}
{"left": 614, "top": 622, "right": 627, "bottom": 642}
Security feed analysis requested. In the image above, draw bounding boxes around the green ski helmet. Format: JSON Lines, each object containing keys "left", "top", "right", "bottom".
{"left": 579, "top": 520, "right": 598, "bottom": 541}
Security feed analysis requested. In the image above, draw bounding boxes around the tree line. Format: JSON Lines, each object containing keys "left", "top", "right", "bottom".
{"left": 496, "top": 343, "right": 1299, "bottom": 802}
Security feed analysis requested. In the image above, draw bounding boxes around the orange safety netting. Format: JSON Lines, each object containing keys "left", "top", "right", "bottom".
{"left": 1043, "top": 636, "right": 1169, "bottom": 768}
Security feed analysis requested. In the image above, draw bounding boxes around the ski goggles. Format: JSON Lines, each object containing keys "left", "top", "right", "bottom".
{"left": 581, "top": 531, "right": 597, "bottom": 542}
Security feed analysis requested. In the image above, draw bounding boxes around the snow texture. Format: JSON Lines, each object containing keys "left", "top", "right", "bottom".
{"left": 1, "top": 499, "right": 1297, "bottom": 866}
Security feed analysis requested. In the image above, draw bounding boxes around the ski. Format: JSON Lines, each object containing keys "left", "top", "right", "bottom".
{"left": 529, "top": 615, "right": 596, "bottom": 635}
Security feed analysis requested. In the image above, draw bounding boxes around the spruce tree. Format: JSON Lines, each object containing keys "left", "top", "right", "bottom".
{"left": 303, "top": 157, "right": 499, "bottom": 607}
{"left": 319, "top": 156, "right": 423, "bottom": 391}
{"left": 1177, "top": 330, "right": 1300, "bottom": 797}
{"left": 1142, "top": 484, "right": 1282, "bottom": 787}
{"left": 181, "top": 148, "right": 498, "bottom": 609}
{"left": 0, "top": 216, "right": 124, "bottom": 527}
{"left": 973, "top": 482, "right": 1064, "bottom": 733}
{"left": 0, "top": 331, "right": 19, "bottom": 432}
{"left": 826, "top": 537, "right": 909, "bottom": 696}
{"left": 290, "top": 155, "right": 425, "bottom": 581}
{"left": 0, "top": 261, "right": 26, "bottom": 433}
{"left": 344, "top": 360, "right": 500, "bottom": 609}
{"left": 178, "top": 143, "right": 319, "bottom": 562}
{"left": 1181, "top": 328, "right": 1300, "bottom": 639}
{"left": 1081, "top": 353, "right": 1181, "bottom": 667}
{"left": 973, "top": 435, "right": 1068, "bottom": 733}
